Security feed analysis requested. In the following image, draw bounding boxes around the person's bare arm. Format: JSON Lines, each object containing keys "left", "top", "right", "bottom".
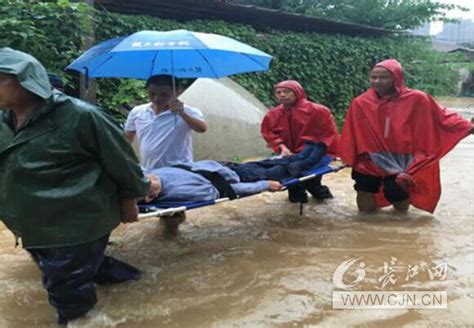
{"left": 119, "top": 198, "right": 139, "bottom": 223}
{"left": 180, "top": 111, "right": 207, "bottom": 132}
{"left": 169, "top": 99, "right": 207, "bottom": 133}
{"left": 124, "top": 130, "right": 136, "bottom": 143}
{"left": 267, "top": 180, "right": 282, "bottom": 191}
{"left": 279, "top": 144, "right": 292, "bottom": 156}
{"left": 119, "top": 174, "right": 161, "bottom": 222}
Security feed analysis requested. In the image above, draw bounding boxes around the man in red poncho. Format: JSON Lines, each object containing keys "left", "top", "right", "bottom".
{"left": 261, "top": 80, "right": 339, "bottom": 203}
{"left": 339, "top": 59, "right": 473, "bottom": 213}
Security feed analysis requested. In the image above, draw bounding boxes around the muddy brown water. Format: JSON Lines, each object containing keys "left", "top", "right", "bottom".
{"left": 1, "top": 99, "right": 473, "bottom": 327}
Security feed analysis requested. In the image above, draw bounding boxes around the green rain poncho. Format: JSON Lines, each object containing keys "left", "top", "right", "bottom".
{"left": 0, "top": 48, "right": 150, "bottom": 248}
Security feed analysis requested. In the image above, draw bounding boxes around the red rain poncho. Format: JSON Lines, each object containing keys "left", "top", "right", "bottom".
{"left": 261, "top": 80, "right": 338, "bottom": 155}
{"left": 339, "top": 59, "right": 471, "bottom": 212}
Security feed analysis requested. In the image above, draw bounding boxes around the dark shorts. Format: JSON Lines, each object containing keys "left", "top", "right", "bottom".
{"left": 351, "top": 170, "right": 409, "bottom": 203}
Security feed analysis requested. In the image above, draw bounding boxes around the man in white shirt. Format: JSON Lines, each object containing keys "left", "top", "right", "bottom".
{"left": 124, "top": 75, "right": 207, "bottom": 171}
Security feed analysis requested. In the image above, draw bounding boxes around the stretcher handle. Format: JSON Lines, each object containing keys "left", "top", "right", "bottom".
{"left": 138, "top": 197, "right": 231, "bottom": 219}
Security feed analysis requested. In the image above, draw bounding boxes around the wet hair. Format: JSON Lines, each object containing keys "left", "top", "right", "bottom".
{"left": 145, "top": 74, "right": 179, "bottom": 89}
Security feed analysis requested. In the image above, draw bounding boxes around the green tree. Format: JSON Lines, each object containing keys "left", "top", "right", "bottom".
{"left": 232, "top": 0, "right": 468, "bottom": 30}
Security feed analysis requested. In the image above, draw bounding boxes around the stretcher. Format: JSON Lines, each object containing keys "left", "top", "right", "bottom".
{"left": 138, "top": 155, "right": 346, "bottom": 219}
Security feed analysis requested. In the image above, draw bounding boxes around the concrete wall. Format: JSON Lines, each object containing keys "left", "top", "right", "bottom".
{"left": 179, "top": 77, "right": 271, "bottom": 161}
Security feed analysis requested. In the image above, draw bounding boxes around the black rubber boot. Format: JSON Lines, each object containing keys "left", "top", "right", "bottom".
{"left": 93, "top": 256, "right": 141, "bottom": 285}
{"left": 310, "top": 185, "right": 333, "bottom": 200}
{"left": 288, "top": 185, "right": 308, "bottom": 203}
{"left": 303, "top": 176, "right": 333, "bottom": 200}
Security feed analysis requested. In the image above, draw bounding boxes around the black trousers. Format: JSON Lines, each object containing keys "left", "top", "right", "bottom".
{"left": 287, "top": 175, "right": 319, "bottom": 200}
{"left": 28, "top": 234, "right": 140, "bottom": 323}
{"left": 226, "top": 142, "right": 327, "bottom": 182}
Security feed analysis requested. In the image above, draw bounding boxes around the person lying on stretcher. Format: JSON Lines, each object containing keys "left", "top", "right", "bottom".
{"left": 144, "top": 141, "right": 328, "bottom": 203}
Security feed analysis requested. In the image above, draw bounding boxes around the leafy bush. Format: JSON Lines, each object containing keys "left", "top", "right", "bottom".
{"left": 0, "top": 0, "right": 463, "bottom": 123}
{"left": 0, "top": 0, "right": 91, "bottom": 85}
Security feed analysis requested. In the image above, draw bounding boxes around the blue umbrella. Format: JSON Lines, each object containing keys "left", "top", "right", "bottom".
{"left": 67, "top": 29, "right": 272, "bottom": 80}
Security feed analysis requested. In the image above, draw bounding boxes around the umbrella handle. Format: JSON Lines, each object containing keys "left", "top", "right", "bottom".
{"left": 172, "top": 75, "right": 176, "bottom": 96}
{"left": 170, "top": 51, "right": 176, "bottom": 95}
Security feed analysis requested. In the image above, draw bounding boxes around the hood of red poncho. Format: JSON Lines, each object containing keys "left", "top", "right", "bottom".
{"left": 274, "top": 80, "right": 307, "bottom": 105}
{"left": 373, "top": 59, "right": 407, "bottom": 96}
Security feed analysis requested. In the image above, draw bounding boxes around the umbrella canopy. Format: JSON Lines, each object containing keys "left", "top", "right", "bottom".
{"left": 67, "top": 30, "right": 272, "bottom": 79}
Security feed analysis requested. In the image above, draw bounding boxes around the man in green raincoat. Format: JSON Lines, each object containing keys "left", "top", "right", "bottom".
{"left": 0, "top": 48, "right": 156, "bottom": 324}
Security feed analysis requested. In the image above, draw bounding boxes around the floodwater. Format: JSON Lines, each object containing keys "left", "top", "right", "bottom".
{"left": 0, "top": 99, "right": 473, "bottom": 327}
